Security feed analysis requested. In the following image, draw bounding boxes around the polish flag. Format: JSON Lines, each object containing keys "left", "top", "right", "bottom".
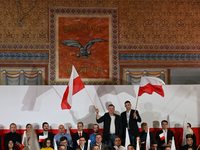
{"left": 136, "top": 137, "right": 140, "bottom": 150}
{"left": 138, "top": 76, "right": 165, "bottom": 97}
{"left": 159, "top": 133, "right": 165, "bottom": 141}
{"left": 182, "top": 114, "right": 187, "bottom": 146}
{"left": 125, "top": 128, "right": 130, "bottom": 149}
{"left": 61, "top": 65, "right": 85, "bottom": 109}
{"left": 171, "top": 137, "right": 176, "bottom": 150}
{"left": 54, "top": 139, "right": 58, "bottom": 150}
{"left": 146, "top": 128, "right": 150, "bottom": 150}
{"left": 20, "top": 131, "right": 27, "bottom": 150}
{"left": 15, "top": 141, "right": 21, "bottom": 150}
{"left": 39, "top": 135, "right": 46, "bottom": 143}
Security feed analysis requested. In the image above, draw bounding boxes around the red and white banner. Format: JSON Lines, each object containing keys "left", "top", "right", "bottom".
{"left": 159, "top": 133, "right": 165, "bottom": 141}
{"left": 15, "top": 141, "right": 21, "bottom": 150}
{"left": 138, "top": 76, "right": 165, "bottom": 97}
{"left": 39, "top": 135, "right": 46, "bottom": 143}
{"left": 61, "top": 65, "right": 85, "bottom": 109}
{"left": 146, "top": 128, "right": 150, "bottom": 150}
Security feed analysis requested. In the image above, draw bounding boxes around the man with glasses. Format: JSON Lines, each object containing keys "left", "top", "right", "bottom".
{"left": 156, "top": 120, "right": 174, "bottom": 150}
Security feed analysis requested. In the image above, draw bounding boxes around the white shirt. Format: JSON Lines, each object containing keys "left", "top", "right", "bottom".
{"left": 78, "top": 131, "right": 83, "bottom": 136}
{"left": 126, "top": 110, "right": 131, "bottom": 129}
{"left": 80, "top": 145, "right": 85, "bottom": 150}
{"left": 110, "top": 115, "right": 115, "bottom": 134}
{"left": 114, "top": 145, "right": 126, "bottom": 150}
{"left": 96, "top": 143, "right": 102, "bottom": 150}
{"left": 162, "top": 129, "right": 168, "bottom": 143}
{"left": 43, "top": 131, "right": 48, "bottom": 138}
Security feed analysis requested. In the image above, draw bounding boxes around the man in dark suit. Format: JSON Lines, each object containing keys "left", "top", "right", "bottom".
{"left": 72, "top": 122, "right": 89, "bottom": 148}
{"left": 140, "top": 122, "right": 155, "bottom": 150}
{"left": 121, "top": 100, "right": 141, "bottom": 145}
{"left": 96, "top": 104, "right": 122, "bottom": 148}
{"left": 75, "top": 136, "right": 88, "bottom": 150}
{"left": 156, "top": 120, "right": 174, "bottom": 150}
{"left": 37, "top": 122, "right": 54, "bottom": 148}
{"left": 90, "top": 133, "right": 108, "bottom": 150}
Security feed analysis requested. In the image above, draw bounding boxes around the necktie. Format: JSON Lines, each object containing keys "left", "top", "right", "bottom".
{"left": 79, "top": 132, "right": 81, "bottom": 137}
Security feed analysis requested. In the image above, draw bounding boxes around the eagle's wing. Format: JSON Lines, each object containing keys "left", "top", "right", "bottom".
{"left": 62, "top": 40, "right": 83, "bottom": 48}
{"left": 84, "top": 38, "right": 107, "bottom": 50}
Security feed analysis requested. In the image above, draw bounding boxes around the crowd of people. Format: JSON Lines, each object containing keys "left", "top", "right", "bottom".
{"left": 1, "top": 101, "right": 198, "bottom": 150}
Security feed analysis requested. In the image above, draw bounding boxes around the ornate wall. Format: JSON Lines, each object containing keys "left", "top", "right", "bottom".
{"left": 0, "top": 0, "right": 200, "bottom": 85}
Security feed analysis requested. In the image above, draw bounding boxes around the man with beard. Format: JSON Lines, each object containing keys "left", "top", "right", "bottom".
{"left": 89, "top": 124, "right": 102, "bottom": 146}
{"left": 4, "top": 123, "right": 21, "bottom": 150}
{"left": 37, "top": 122, "right": 54, "bottom": 148}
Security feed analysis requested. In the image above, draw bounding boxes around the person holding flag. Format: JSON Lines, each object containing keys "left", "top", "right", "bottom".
{"left": 95, "top": 104, "right": 122, "bottom": 148}
{"left": 121, "top": 101, "right": 141, "bottom": 145}
{"left": 156, "top": 120, "right": 174, "bottom": 150}
{"left": 21, "top": 124, "right": 32, "bottom": 150}
{"left": 4, "top": 123, "right": 21, "bottom": 150}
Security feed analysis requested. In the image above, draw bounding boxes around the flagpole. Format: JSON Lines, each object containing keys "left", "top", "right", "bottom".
{"left": 84, "top": 87, "right": 97, "bottom": 109}
{"left": 134, "top": 96, "right": 139, "bottom": 114}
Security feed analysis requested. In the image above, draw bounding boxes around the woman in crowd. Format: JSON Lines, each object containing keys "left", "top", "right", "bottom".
{"left": 41, "top": 138, "right": 53, "bottom": 150}
{"left": 5, "top": 140, "right": 17, "bottom": 150}
{"left": 22, "top": 124, "right": 32, "bottom": 147}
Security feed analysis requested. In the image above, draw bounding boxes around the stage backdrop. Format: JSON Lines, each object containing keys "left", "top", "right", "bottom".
{"left": 0, "top": 85, "right": 200, "bottom": 148}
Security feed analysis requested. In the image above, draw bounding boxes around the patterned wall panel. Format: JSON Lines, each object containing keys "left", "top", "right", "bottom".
{"left": 0, "top": 0, "right": 200, "bottom": 85}
{"left": 0, "top": 0, "right": 200, "bottom": 44}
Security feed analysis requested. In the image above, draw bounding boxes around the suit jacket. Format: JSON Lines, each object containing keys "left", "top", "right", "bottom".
{"left": 96, "top": 113, "right": 122, "bottom": 143}
{"left": 72, "top": 131, "right": 89, "bottom": 148}
{"left": 121, "top": 109, "right": 141, "bottom": 139}
{"left": 37, "top": 132, "right": 54, "bottom": 148}
{"left": 90, "top": 143, "right": 108, "bottom": 150}
{"left": 140, "top": 131, "right": 155, "bottom": 150}
{"left": 156, "top": 129, "right": 174, "bottom": 148}
{"left": 75, "top": 145, "right": 88, "bottom": 150}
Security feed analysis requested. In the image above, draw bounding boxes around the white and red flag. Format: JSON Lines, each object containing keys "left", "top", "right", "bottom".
{"left": 20, "top": 131, "right": 27, "bottom": 150}
{"left": 61, "top": 65, "right": 85, "bottom": 109}
{"left": 39, "top": 135, "right": 46, "bottom": 143}
{"left": 125, "top": 128, "right": 130, "bottom": 149}
{"left": 138, "top": 76, "right": 165, "bottom": 97}
{"left": 182, "top": 114, "right": 187, "bottom": 146}
{"left": 146, "top": 127, "right": 150, "bottom": 150}
{"left": 159, "top": 133, "right": 165, "bottom": 141}
{"left": 171, "top": 136, "right": 176, "bottom": 150}
{"left": 15, "top": 141, "right": 21, "bottom": 150}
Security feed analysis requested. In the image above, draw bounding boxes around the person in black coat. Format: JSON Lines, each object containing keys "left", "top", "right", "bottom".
{"left": 37, "top": 122, "right": 54, "bottom": 148}
{"left": 140, "top": 122, "right": 155, "bottom": 150}
{"left": 3, "top": 123, "right": 21, "bottom": 150}
{"left": 121, "top": 101, "right": 141, "bottom": 145}
{"left": 181, "top": 134, "right": 197, "bottom": 150}
{"left": 75, "top": 136, "right": 88, "bottom": 150}
{"left": 96, "top": 104, "right": 122, "bottom": 148}
{"left": 156, "top": 120, "right": 174, "bottom": 150}
{"left": 72, "top": 122, "right": 89, "bottom": 149}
